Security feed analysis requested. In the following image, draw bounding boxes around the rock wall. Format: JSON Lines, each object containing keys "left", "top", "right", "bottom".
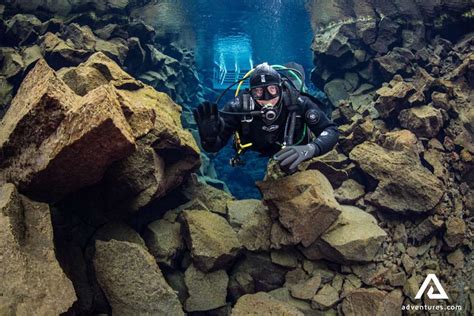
{"left": 0, "top": 0, "right": 204, "bottom": 116}
{"left": 306, "top": 0, "right": 473, "bottom": 314}
{"left": 0, "top": 1, "right": 472, "bottom": 315}
{"left": 308, "top": 0, "right": 473, "bottom": 108}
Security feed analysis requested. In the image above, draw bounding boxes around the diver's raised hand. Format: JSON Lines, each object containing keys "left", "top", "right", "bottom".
{"left": 274, "top": 144, "right": 320, "bottom": 174}
{"left": 193, "top": 102, "right": 223, "bottom": 143}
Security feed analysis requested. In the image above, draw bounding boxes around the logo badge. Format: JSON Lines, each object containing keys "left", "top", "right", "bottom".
{"left": 261, "top": 74, "right": 266, "bottom": 83}
{"left": 415, "top": 274, "right": 449, "bottom": 300}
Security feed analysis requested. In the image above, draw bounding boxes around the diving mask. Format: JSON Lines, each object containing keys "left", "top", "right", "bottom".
{"left": 250, "top": 84, "right": 281, "bottom": 101}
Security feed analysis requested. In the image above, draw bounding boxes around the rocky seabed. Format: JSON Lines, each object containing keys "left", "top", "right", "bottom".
{"left": 0, "top": 0, "right": 473, "bottom": 315}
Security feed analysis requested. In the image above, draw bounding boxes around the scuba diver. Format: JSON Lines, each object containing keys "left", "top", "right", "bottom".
{"left": 193, "top": 62, "right": 339, "bottom": 174}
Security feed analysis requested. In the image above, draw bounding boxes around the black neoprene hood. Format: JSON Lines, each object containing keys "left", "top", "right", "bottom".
{"left": 249, "top": 63, "right": 282, "bottom": 88}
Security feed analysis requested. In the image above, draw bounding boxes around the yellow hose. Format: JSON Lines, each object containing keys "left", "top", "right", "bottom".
{"left": 235, "top": 68, "right": 255, "bottom": 97}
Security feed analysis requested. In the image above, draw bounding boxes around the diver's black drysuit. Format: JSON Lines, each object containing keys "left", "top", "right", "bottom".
{"left": 200, "top": 89, "right": 339, "bottom": 166}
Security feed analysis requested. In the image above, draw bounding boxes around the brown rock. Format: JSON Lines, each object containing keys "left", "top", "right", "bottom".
{"left": 39, "top": 32, "right": 90, "bottom": 66}
{"left": 268, "top": 287, "right": 318, "bottom": 315}
{"left": 94, "top": 239, "right": 183, "bottom": 315}
{"left": 182, "top": 176, "right": 233, "bottom": 215}
{"left": 311, "top": 284, "right": 339, "bottom": 310}
{"left": 444, "top": 217, "right": 466, "bottom": 248}
{"left": 303, "top": 205, "right": 387, "bottom": 263}
{"left": 410, "top": 217, "right": 444, "bottom": 243}
{"left": 350, "top": 141, "right": 444, "bottom": 213}
{"left": 342, "top": 288, "right": 403, "bottom": 316}
{"left": 144, "top": 218, "right": 184, "bottom": 267}
{"left": 403, "top": 274, "right": 421, "bottom": 301}
{"left": 378, "top": 129, "right": 422, "bottom": 156}
{"left": 184, "top": 264, "right": 228, "bottom": 312}
{"left": 334, "top": 179, "right": 365, "bottom": 204}
{"left": 232, "top": 292, "right": 303, "bottom": 316}
{"left": 104, "top": 141, "right": 166, "bottom": 212}
{"left": 446, "top": 249, "right": 464, "bottom": 269}
{"left": 0, "top": 59, "right": 136, "bottom": 201}
{"left": 182, "top": 210, "right": 241, "bottom": 272}
{"left": 257, "top": 170, "right": 342, "bottom": 247}
{"left": 431, "top": 91, "right": 450, "bottom": 110}
{"left": 290, "top": 274, "right": 322, "bottom": 300}
{"left": 58, "top": 51, "right": 142, "bottom": 97}
{"left": 0, "top": 183, "right": 76, "bottom": 315}
{"left": 226, "top": 199, "right": 271, "bottom": 251}
{"left": 398, "top": 105, "right": 444, "bottom": 138}
{"left": 374, "top": 79, "right": 416, "bottom": 118}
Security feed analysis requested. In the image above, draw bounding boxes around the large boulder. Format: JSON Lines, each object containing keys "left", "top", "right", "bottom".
{"left": 374, "top": 78, "right": 417, "bottom": 119}
{"left": 184, "top": 264, "right": 228, "bottom": 312}
{"left": 302, "top": 205, "right": 387, "bottom": 263}
{"left": 182, "top": 175, "right": 233, "bottom": 215}
{"left": 0, "top": 59, "right": 135, "bottom": 201}
{"left": 0, "top": 183, "right": 76, "bottom": 315}
{"left": 144, "top": 217, "right": 184, "bottom": 267}
{"left": 181, "top": 210, "right": 241, "bottom": 272}
{"left": 257, "top": 170, "right": 342, "bottom": 247}
{"left": 349, "top": 141, "right": 444, "bottom": 213}
{"left": 227, "top": 199, "right": 272, "bottom": 251}
{"left": 228, "top": 253, "right": 288, "bottom": 301}
{"left": 232, "top": 292, "right": 303, "bottom": 316}
{"left": 57, "top": 52, "right": 200, "bottom": 209}
{"left": 93, "top": 239, "right": 183, "bottom": 315}
{"left": 341, "top": 288, "right": 403, "bottom": 316}
{"left": 57, "top": 51, "right": 141, "bottom": 97}
{"left": 398, "top": 105, "right": 445, "bottom": 138}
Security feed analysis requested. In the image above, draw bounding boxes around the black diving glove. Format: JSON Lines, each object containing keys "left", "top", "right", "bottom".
{"left": 274, "top": 143, "right": 319, "bottom": 173}
{"left": 192, "top": 101, "right": 223, "bottom": 143}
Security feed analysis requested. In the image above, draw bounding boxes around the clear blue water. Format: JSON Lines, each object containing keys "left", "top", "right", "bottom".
{"left": 181, "top": 0, "right": 315, "bottom": 199}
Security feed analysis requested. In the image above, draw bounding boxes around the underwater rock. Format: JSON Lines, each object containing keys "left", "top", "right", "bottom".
{"left": 410, "top": 217, "right": 444, "bottom": 243}
{"left": 226, "top": 199, "right": 272, "bottom": 251}
{"left": 289, "top": 274, "right": 322, "bottom": 301}
{"left": 228, "top": 252, "right": 288, "bottom": 302}
{"left": 58, "top": 52, "right": 200, "bottom": 208}
{"left": 349, "top": 141, "right": 444, "bottom": 213}
{"left": 374, "top": 78, "right": 416, "bottom": 119}
{"left": 58, "top": 51, "right": 143, "bottom": 96}
{"left": 334, "top": 179, "right": 365, "bottom": 204}
{"left": 268, "top": 287, "right": 318, "bottom": 315}
{"left": 0, "top": 59, "right": 136, "bottom": 201}
{"left": 181, "top": 210, "right": 241, "bottom": 272}
{"left": 324, "top": 78, "right": 351, "bottom": 106}
{"left": 311, "top": 284, "right": 339, "bottom": 310}
{"left": 374, "top": 47, "right": 415, "bottom": 81}
{"left": 444, "top": 217, "right": 466, "bottom": 248}
{"left": 4, "top": 14, "right": 42, "bottom": 46}
{"left": 341, "top": 288, "right": 403, "bottom": 316}
{"left": 93, "top": 239, "right": 183, "bottom": 316}
{"left": 0, "top": 76, "right": 13, "bottom": 109}
{"left": 182, "top": 175, "right": 233, "bottom": 215}
{"left": 378, "top": 129, "right": 422, "bottom": 157}
{"left": 144, "top": 217, "right": 184, "bottom": 267}
{"left": 0, "top": 183, "right": 76, "bottom": 315}
{"left": 303, "top": 205, "right": 386, "bottom": 263}
{"left": 232, "top": 292, "right": 303, "bottom": 316}
{"left": 103, "top": 140, "right": 166, "bottom": 212}
{"left": 0, "top": 48, "right": 24, "bottom": 81}
{"left": 257, "top": 170, "right": 342, "bottom": 247}
{"left": 398, "top": 105, "right": 445, "bottom": 138}
{"left": 39, "top": 32, "right": 91, "bottom": 68}
{"left": 184, "top": 264, "right": 228, "bottom": 312}
{"left": 93, "top": 221, "right": 146, "bottom": 248}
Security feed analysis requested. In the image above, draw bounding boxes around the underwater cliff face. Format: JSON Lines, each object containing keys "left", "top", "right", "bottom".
{"left": 0, "top": 0, "right": 473, "bottom": 315}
